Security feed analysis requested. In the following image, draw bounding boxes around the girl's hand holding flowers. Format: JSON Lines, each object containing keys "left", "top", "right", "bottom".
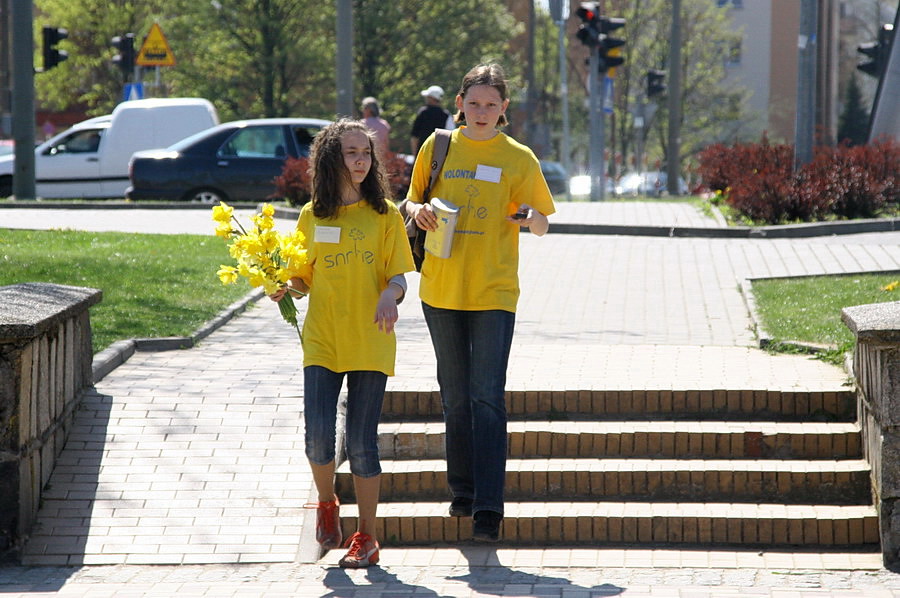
{"left": 212, "top": 201, "right": 309, "bottom": 340}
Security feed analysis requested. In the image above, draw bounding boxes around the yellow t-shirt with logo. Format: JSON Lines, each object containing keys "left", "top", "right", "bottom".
{"left": 406, "top": 128, "right": 556, "bottom": 312}
{"left": 294, "top": 200, "right": 414, "bottom": 376}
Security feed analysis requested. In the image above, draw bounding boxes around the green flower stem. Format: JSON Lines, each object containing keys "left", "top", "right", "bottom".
{"left": 277, "top": 293, "right": 303, "bottom": 342}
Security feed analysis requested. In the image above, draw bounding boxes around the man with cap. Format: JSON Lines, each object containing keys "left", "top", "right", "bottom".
{"left": 410, "top": 84, "right": 453, "bottom": 155}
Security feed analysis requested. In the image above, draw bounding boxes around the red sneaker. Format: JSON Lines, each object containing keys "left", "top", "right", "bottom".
{"left": 338, "top": 532, "right": 380, "bottom": 568}
{"left": 315, "top": 498, "right": 342, "bottom": 550}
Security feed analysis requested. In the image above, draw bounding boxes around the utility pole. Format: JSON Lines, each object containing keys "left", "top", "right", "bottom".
{"left": 549, "top": 0, "right": 571, "bottom": 200}
{"left": 524, "top": 0, "right": 536, "bottom": 149}
{"left": 335, "top": 0, "right": 353, "bottom": 118}
{"left": 794, "top": 0, "right": 817, "bottom": 169}
{"left": 666, "top": 0, "right": 682, "bottom": 195}
{"left": 11, "top": 0, "right": 35, "bottom": 200}
{"left": 1, "top": 0, "right": 12, "bottom": 137}
{"left": 589, "top": 47, "right": 605, "bottom": 201}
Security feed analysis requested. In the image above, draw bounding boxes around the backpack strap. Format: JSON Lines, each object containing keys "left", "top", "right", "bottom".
{"left": 422, "top": 129, "right": 452, "bottom": 203}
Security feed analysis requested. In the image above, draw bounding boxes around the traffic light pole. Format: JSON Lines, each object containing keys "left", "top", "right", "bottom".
{"left": 335, "top": 0, "right": 353, "bottom": 118}
{"left": 589, "top": 48, "right": 605, "bottom": 202}
{"left": 11, "top": 0, "right": 35, "bottom": 200}
{"left": 793, "top": 0, "right": 817, "bottom": 169}
{"left": 551, "top": 1, "right": 572, "bottom": 201}
{"left": 666, "top": 0, "right": 682, "bottom": 196}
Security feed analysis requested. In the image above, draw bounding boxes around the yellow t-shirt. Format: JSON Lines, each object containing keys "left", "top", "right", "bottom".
{"left": 406, "top": 128, "right": 556, "bottom": 312}
{"left": 294, "top": 200, "right": 414, "bottom": 376}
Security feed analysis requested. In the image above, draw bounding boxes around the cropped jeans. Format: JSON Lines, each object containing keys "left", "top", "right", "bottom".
{"left": 422, "top": 303, "right": 515, "bottom": 516}
{"left": 303, "top": 366, "right": 386, "bottom": 478}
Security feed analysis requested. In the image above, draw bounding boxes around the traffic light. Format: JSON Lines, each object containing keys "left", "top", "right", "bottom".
{"left": 575, "top": 3, "right": 600, "bottom": 48}
{"left": 597, "top": 16, "right": 625, "bottom": 73}
{"left": 111, "top": 33, "right": 136, "bottom": 78}
{"left": 857, "top": 24, "right": 894, "bottom": 78}
{"left": 647, "top": 69, "right": 667, "bottom": 98}
{"left": 42, "top": 26, "right": 68, "bottom": 71}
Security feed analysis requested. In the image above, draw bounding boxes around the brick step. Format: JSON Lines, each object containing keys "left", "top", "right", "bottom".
{"left": 381, "top": 389, "right": 856, "bottom": 422}
{"left": 337, "top": 501, "right": 879, "bottom": 547}
{"left": 377, "top": 421, "right": 862, "bottom": 460}
{"left": 336, "top": 459, "right": 871, "bottom": 505}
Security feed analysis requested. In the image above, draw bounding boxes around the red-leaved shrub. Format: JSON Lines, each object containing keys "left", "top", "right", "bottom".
{"left": 272, "top": 156, "right": 311, "bottom": 207}
{"left": 697, "top": 136, "right": 900, "bottom": 224}
{"left": 382, "top": 151, "right": 412, "bottom": 200}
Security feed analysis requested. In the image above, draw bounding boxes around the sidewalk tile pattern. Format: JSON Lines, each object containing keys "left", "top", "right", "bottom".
{"left": 5, "top": 204, "right": 900, "bottom": 595}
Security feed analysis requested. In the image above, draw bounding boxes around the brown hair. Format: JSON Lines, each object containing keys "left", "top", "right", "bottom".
{"left": 453, "top": 63, "right": 509, "bottom": 127}
{"left": 308, "top": 118, "right": 391, "bottom": 219}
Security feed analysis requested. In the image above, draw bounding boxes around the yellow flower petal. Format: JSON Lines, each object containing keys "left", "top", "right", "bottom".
{"left": 217, "top": 265, "right": 238, "bottom": 285}
{"left": 211, "top": 202, "right": 234, "bottom": 223}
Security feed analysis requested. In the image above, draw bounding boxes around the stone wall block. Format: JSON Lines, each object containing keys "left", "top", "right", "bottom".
{"left": 51, "top": 324, "right": 61, "bottom": 424}
{"left": 0, "top": 354, "right": 15, "bottom": 454}
{"left": 17, "top": 343, "right": 32, "bottom": 449}
{"left": 843, "top": 301, "right": 900, "bottom": 568}
{"left": 36, "top": 336, "right": 50, "bottom": 436}
{"left": 64, "top": 319, "right": 75, "bottom": 407}
{"left": 0, "top": 282, "right": 102, "bottom": 556}
{"left": 882, "top": 430, "right": 900, "bottom": 498}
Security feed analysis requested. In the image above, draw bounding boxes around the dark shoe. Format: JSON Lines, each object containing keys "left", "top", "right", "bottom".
{"left": 473, "top": 510, "right": 502, "bottom": 542}
{"left": 449, "top": 497, "right": 473, "bottom": 517}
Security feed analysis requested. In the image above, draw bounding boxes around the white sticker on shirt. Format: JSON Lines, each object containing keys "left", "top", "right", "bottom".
{"left": 315, "top": 226, "right": 341, "bottom": 244}
{"left": 474, "top": 164, "right": 502, "bottom": 184}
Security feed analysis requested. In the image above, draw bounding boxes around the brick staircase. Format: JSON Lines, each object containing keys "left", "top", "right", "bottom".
{"left": 335, "top": 388, "right": 879, "bottom": 549}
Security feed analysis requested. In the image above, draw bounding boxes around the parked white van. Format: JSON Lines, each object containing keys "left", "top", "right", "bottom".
{"left": 0, "top": 98, "right": 219, "bottom": 199}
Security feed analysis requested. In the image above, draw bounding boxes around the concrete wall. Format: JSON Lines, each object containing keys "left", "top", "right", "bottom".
{"left": 843, "top": 300, "right": 900, "bottom": 568}
{"left": 0, "top": 283, "right": 101, "bottom": 555}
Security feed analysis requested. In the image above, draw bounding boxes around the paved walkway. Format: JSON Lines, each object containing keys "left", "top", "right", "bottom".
{"left": 4, "top": 202, "right": 900, "bottom": 596}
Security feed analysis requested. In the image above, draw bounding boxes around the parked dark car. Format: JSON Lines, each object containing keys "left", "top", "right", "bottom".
{"left": 126, "top": 118, "right": 331, "bottom": 203}
{"left": 539, "top": 160, "right": 568, "bottom": 195}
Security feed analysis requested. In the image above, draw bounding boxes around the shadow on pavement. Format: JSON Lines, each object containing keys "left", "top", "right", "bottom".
{"left": 446, "top": 547, "right": 626, "bottom": 596}
{"left": 321, "top": 565, "right": 450, "bottom": 598}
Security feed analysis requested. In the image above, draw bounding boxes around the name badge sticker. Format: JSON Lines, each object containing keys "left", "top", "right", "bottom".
{"left": 315, "top": 226, "right": 341, "bottom": 244}
{"left": 475, "top": 164, "right": 502, "bottom": 184}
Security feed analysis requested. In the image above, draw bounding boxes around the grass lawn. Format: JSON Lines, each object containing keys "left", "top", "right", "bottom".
{"left": 0, "top": 229, "right": 253, "bottom": 353}
{"left": 751, "top": 272, "right": 900, "bottom": 359}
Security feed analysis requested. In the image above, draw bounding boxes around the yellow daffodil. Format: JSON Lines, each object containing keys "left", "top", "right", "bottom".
{"left": 251, "top": 212, "right": 275, "bottom": 231}
{"left": 217, "top": 265, "right": 239, "bottom": 284}
{"left": 212, "top": 202, "right": 234, "bottom": 223}
{"left": 215, "top": 222, "right": 233, "bottom": 238}
{"left": 882, "top": 281, "right": 899, "bottom": 292}
{"left": 212, "top": 202, "right": 308, "bottom": 340}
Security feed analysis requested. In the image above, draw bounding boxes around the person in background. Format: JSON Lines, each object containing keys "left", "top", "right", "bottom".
{"left": 404, "top": 63, "right": 556, "bottom": 542}
{"left": 360, "top": 97, "right": 391, "bottom": 157}
{"left": 270, "top": 119, "right": 414, "bottom": 568}
{"left": 410, "top": 84, "right": 452, "bottom": 155}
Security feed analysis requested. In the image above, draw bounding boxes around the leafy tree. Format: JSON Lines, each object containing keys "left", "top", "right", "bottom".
{"left": 353, "top": 0, "right": 520, "bottom": 153}
{"left": 164, "top": 0, "right": 335, "bottom": 121}
{"left": 567, "top": 0, "right": 750, "bottom": 176}
{"left": 837, "top": 74, "right": 870, "bottom": 146}
{"left": 35, "top": 0, "right": 170, "bottom": 115}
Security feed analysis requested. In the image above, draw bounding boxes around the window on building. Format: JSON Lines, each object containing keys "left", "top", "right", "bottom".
{"left": 728, "top": 39, "right": 743, "bottom": 65}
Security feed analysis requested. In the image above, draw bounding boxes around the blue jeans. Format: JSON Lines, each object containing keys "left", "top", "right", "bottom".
{"left": 422, "top": 303, "right": 515, "bottom": 515}
{"left": 303, "top": 366, "right": 387, "bottom": 478}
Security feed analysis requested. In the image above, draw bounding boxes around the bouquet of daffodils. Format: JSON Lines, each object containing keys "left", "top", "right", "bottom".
{"left": 212, "top": 202, "right": 308, "bottom": 340}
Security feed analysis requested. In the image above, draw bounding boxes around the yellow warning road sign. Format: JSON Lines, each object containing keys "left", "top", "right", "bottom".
{"left": 136, "top": 23, "right": 175, "bottom": 67}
